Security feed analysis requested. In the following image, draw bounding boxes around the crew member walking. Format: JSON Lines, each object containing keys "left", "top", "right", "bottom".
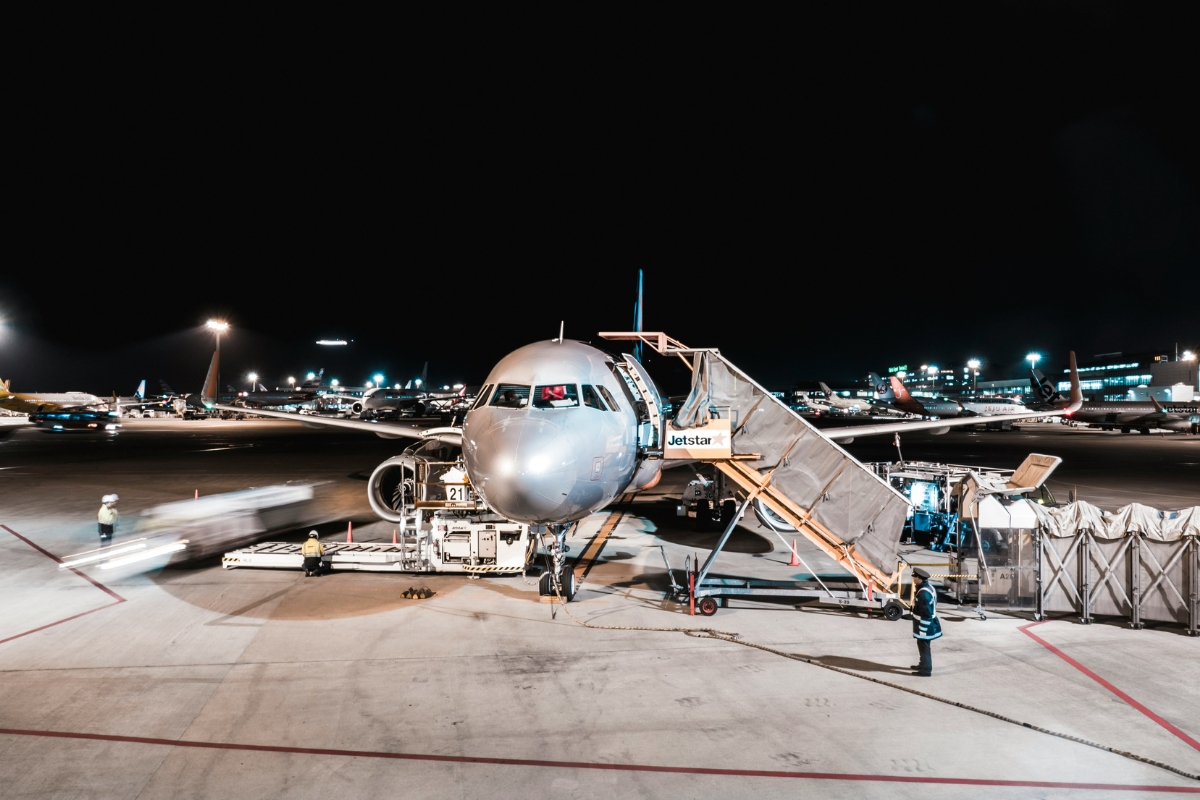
{"left": 301, "top": 530, "right": 324, "bottom": 577}
{"left": 910, "top": 567, "right": 942, "bottom": 676}
{"left": 97, "top": 494, "right": 119, "bottom": 547}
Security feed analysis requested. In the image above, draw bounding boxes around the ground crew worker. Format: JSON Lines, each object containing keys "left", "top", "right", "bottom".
{"left": 910, "top": 567, "right": 942, "bottom": 676}
{"left": 301, "top": 530, "right": 324, "bottom": 577}
{"left": 97, "top": 494, "right": 118, "bottom": 547}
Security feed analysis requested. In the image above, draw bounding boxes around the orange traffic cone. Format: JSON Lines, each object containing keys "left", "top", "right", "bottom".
{"left": 392, "top": 529, "right": 398, "bottom": 544}
{"left": 346, "top": 521, "right": 354, "bottom": 544}
{"left": 789, "top": 539, "right": 800, "bottom": 567}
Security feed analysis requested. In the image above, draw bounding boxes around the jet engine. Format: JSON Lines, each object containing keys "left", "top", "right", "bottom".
{"left": 367, "top": 439, "right": 464, "bottom": 523}
{"left": 367, "top": 454, "right": 417, "bottom": 523}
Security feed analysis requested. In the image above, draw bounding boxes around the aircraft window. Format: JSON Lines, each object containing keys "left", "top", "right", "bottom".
{"left": 532, "top": 384, "right": 579, "bottom": 409}
{"left": 581, "top": 385, "right": 606, "bottom": 410}
{"left": 490, "top": 384, "right": 529, "bottom": 408}
{"left": 596, "top": 385, "right": 621, "bottom": 412}
{"left": 472, "top": 385, "right": 494, "bottom": 410}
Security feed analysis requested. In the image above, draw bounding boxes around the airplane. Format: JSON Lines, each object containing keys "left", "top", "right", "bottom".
{"left": 1030, "top": 368, "right": 1200, "bottom": 434}
{"left": 958, "top": 394, "right": 1029, "bottom": 416}
{"left": 121, "top": 352, "right": 224, "bottom": 419}
{"left": 219, "top": 335, "right": 1083, "bottom": 599}
{"left": 0, "top": 378, "right": 106, "bottom": 414}
{"left": 796, "top": 382, "right": 877, "bottom": 415}
{"left": 868, "top": 372, "right": 963, "bottom": 418}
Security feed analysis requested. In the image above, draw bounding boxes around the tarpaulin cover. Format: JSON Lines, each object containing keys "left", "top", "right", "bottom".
{"left": 697, "top": 351, "right": 910, "bottom": 574}
{"left": 1028, "top": 499, "right": 1199, "bottom": 541}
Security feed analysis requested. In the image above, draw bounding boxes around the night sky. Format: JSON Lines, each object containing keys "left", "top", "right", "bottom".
{"left": 2, "top": 6, "right": 1196, "bottom": 398}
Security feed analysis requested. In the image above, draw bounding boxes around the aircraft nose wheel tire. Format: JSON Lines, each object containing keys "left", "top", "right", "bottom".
{"left": 883, "top": 601, "right": 903, "bottom": 621}
{"left": 540, "top": 570, "right": 577, "bottom": 601}
{"left": 696, "top": 596, "right": 719, "bottom": 616}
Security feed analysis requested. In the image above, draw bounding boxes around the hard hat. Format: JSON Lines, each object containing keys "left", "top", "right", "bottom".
{"left": 102, "top": 494, "right": 119, "bottom": 504}
{"left": 308, "top": 530, "right": 319, "bottom": 538}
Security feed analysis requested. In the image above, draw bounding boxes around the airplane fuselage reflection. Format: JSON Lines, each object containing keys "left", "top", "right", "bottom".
{"left": 462, "top": 340, "right": 658, "bottom": 525}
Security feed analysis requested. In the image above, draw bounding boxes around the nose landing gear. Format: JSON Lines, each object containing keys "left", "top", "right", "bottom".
{"left": 537, "top": 523, "right": 578, "bottom": 601}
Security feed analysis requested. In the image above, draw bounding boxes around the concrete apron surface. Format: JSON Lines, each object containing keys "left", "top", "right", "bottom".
{"left": 1, "top": 506, "right": 1198, "bottom": 799}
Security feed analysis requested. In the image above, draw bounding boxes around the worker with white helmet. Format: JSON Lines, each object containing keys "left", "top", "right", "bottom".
{"left": 97, "top": 494, "right": 119, "bottom": 547}
{"left": 301, "top": 530, "right": 324, "bottom": 577}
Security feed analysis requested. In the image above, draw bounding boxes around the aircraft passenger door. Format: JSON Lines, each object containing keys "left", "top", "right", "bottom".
{"left": 611, "top": 358, "right": 662, "bottom": 453}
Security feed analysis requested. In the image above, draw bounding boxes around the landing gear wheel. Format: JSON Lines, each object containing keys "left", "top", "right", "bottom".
{"left": 697, "top": 596, "right": 719, "bottom": 616}
{"left": 883, "top": 601, "right": 903, "bottom": 621}
{"left": 538, "top": 572, "right": 553, "bottom": 596}
{"left": 558, "top": 569, "right": 577, "bottom": 601}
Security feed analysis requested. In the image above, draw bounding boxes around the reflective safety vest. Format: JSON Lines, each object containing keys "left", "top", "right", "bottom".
{"left": 912, "top": 583, "right": 943, "bottom": 641}
{"left": 301, "top": 539, "right": 324, "bottom": 557}
{"left": 97, "top": 505, "right": 118, "bottom": 525}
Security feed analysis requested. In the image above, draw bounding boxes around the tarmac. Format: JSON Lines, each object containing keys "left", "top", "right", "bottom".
{"left": 1, "top": 419, "right": 1198, "bottom": 798}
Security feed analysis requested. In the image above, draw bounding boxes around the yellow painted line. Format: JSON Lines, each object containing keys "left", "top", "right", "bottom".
{"left": 574, "top": 508, "right": 624, "bottom": 581}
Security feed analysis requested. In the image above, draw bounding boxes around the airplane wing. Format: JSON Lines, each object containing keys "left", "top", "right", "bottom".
{"left": 214, "top": 404, "right": 462, "bottom": 445}
{"left": 821, "top": 407, "right": 1070, "bottom": 442}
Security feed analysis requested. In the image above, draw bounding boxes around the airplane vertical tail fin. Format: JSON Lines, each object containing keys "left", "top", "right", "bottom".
{"left": 818, "top": 381, "right": 834, "bottom": 396}
{"left": 421, "top": 362, "right": 428, "bottom": 388}
{"left": 633, "top": 269, "right": 644, "bottom": 363}
{"left": 0, "top": 378, "right": 10, "bottom": 396}
{"left": 1031, "top": 369, "right": 1059, "bottom": 403}
{"left": 888, "top": 375, "right": 913, "bottom": 401}
{"left": 201, "top": 350, "right": 219, "bottom": 403}
{"left": 136, "top": 380, "right": 145, "bottom": 400}
{"left": 868, "top": 372, "right": 894, "bottom": 400}
{"left": 1067, "top": 350, "right": 1082, "bottom": 411}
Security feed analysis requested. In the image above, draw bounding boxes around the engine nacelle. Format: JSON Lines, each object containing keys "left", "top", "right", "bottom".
{"left": 367, "top": 455, "right": 417, "bottom": 523}
{"left": 629, "top": 459, "right": 663, "bottom": 491}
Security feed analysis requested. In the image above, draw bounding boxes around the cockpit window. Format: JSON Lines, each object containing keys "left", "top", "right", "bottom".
{"left": 490, "top": 384, "right": 529, "bottom": 408}
{"left": 581, "top": 385, "right": 606, "bottom": 410}
{"left": 532, "top": 384, "right": 579, "bottom": 409}
{"left": 596, "top": 385, "right": 621, "bottom": 412}
{"left": 472, "top": 384, "right": 493, "bottom": 410}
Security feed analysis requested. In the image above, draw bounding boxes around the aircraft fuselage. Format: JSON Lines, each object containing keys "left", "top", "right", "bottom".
{"left": 462, "top": 340, "right": 655, "bottom": 525}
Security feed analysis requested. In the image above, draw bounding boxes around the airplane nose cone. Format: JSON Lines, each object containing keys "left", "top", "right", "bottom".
{"left": 465, "top": 415, "right": 583, "bottom": 524}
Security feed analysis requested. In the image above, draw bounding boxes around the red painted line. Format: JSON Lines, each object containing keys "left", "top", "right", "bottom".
{"left": 1020, "top": 621, "right": 1200, "bottom": 754}
{"left": 0, "top": 728, "right": 1195, "bottom": 792}
{"left": 0, "top": 601, "right": 124, "bottom": 645}
{"left": 0, "top": 524, "right": 126, "bottom": 645}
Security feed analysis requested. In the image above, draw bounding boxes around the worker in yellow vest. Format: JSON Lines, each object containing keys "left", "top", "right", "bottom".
{"left": 97, "top": 494, "right": 119, "bottom": 547}
{"left": 301, "top": 530, "right": 324, "bottom": 577}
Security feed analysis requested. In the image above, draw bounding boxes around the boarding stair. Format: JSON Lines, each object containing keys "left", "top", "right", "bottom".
{"left": 602, "top": 332, "right": 911, "bottom": 597}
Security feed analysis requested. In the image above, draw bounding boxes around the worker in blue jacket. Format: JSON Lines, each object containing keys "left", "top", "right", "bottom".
{"left": 910, "top": 567, "right": 942, "bottom": 676}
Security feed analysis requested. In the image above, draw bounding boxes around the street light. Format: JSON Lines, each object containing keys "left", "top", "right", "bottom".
{"left": 927, "top": 365, "right": 939, "bottom": 395}
{"left": 374, "top": 374, "right": 385, "bottom": 386}
{"left": 330, "top": 379, "right": 339, "bottom": 388}
{"left": 967, "top": 359, "right": 981, "bottom": 395}
{"left": 1026, "top": 353, "right": 1042, "bottom": 371}
{"left": 247, "top": 372, "right": 258, "bottom": 392}
{"left": 1183, "top": 350, "right": 1196, "bottom": 362}
{"left": 306, "top": 372, "right": 316, "bottom": 381}
{"left": 287, "top": 377, "right": 296, "bottom": 387}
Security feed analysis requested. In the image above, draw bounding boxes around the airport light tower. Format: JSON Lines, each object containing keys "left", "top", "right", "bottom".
{"left": 1026, "top": 353, "right": 1041, "bottom": 373}
{"left": 967, "top": 358, "right": 981, "bottom": 395}
{"left": 247, "top": 372, "right": 258, "bottom": 392}
{"left": 927, "top": 365, "right": 939, "bottom": 395}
